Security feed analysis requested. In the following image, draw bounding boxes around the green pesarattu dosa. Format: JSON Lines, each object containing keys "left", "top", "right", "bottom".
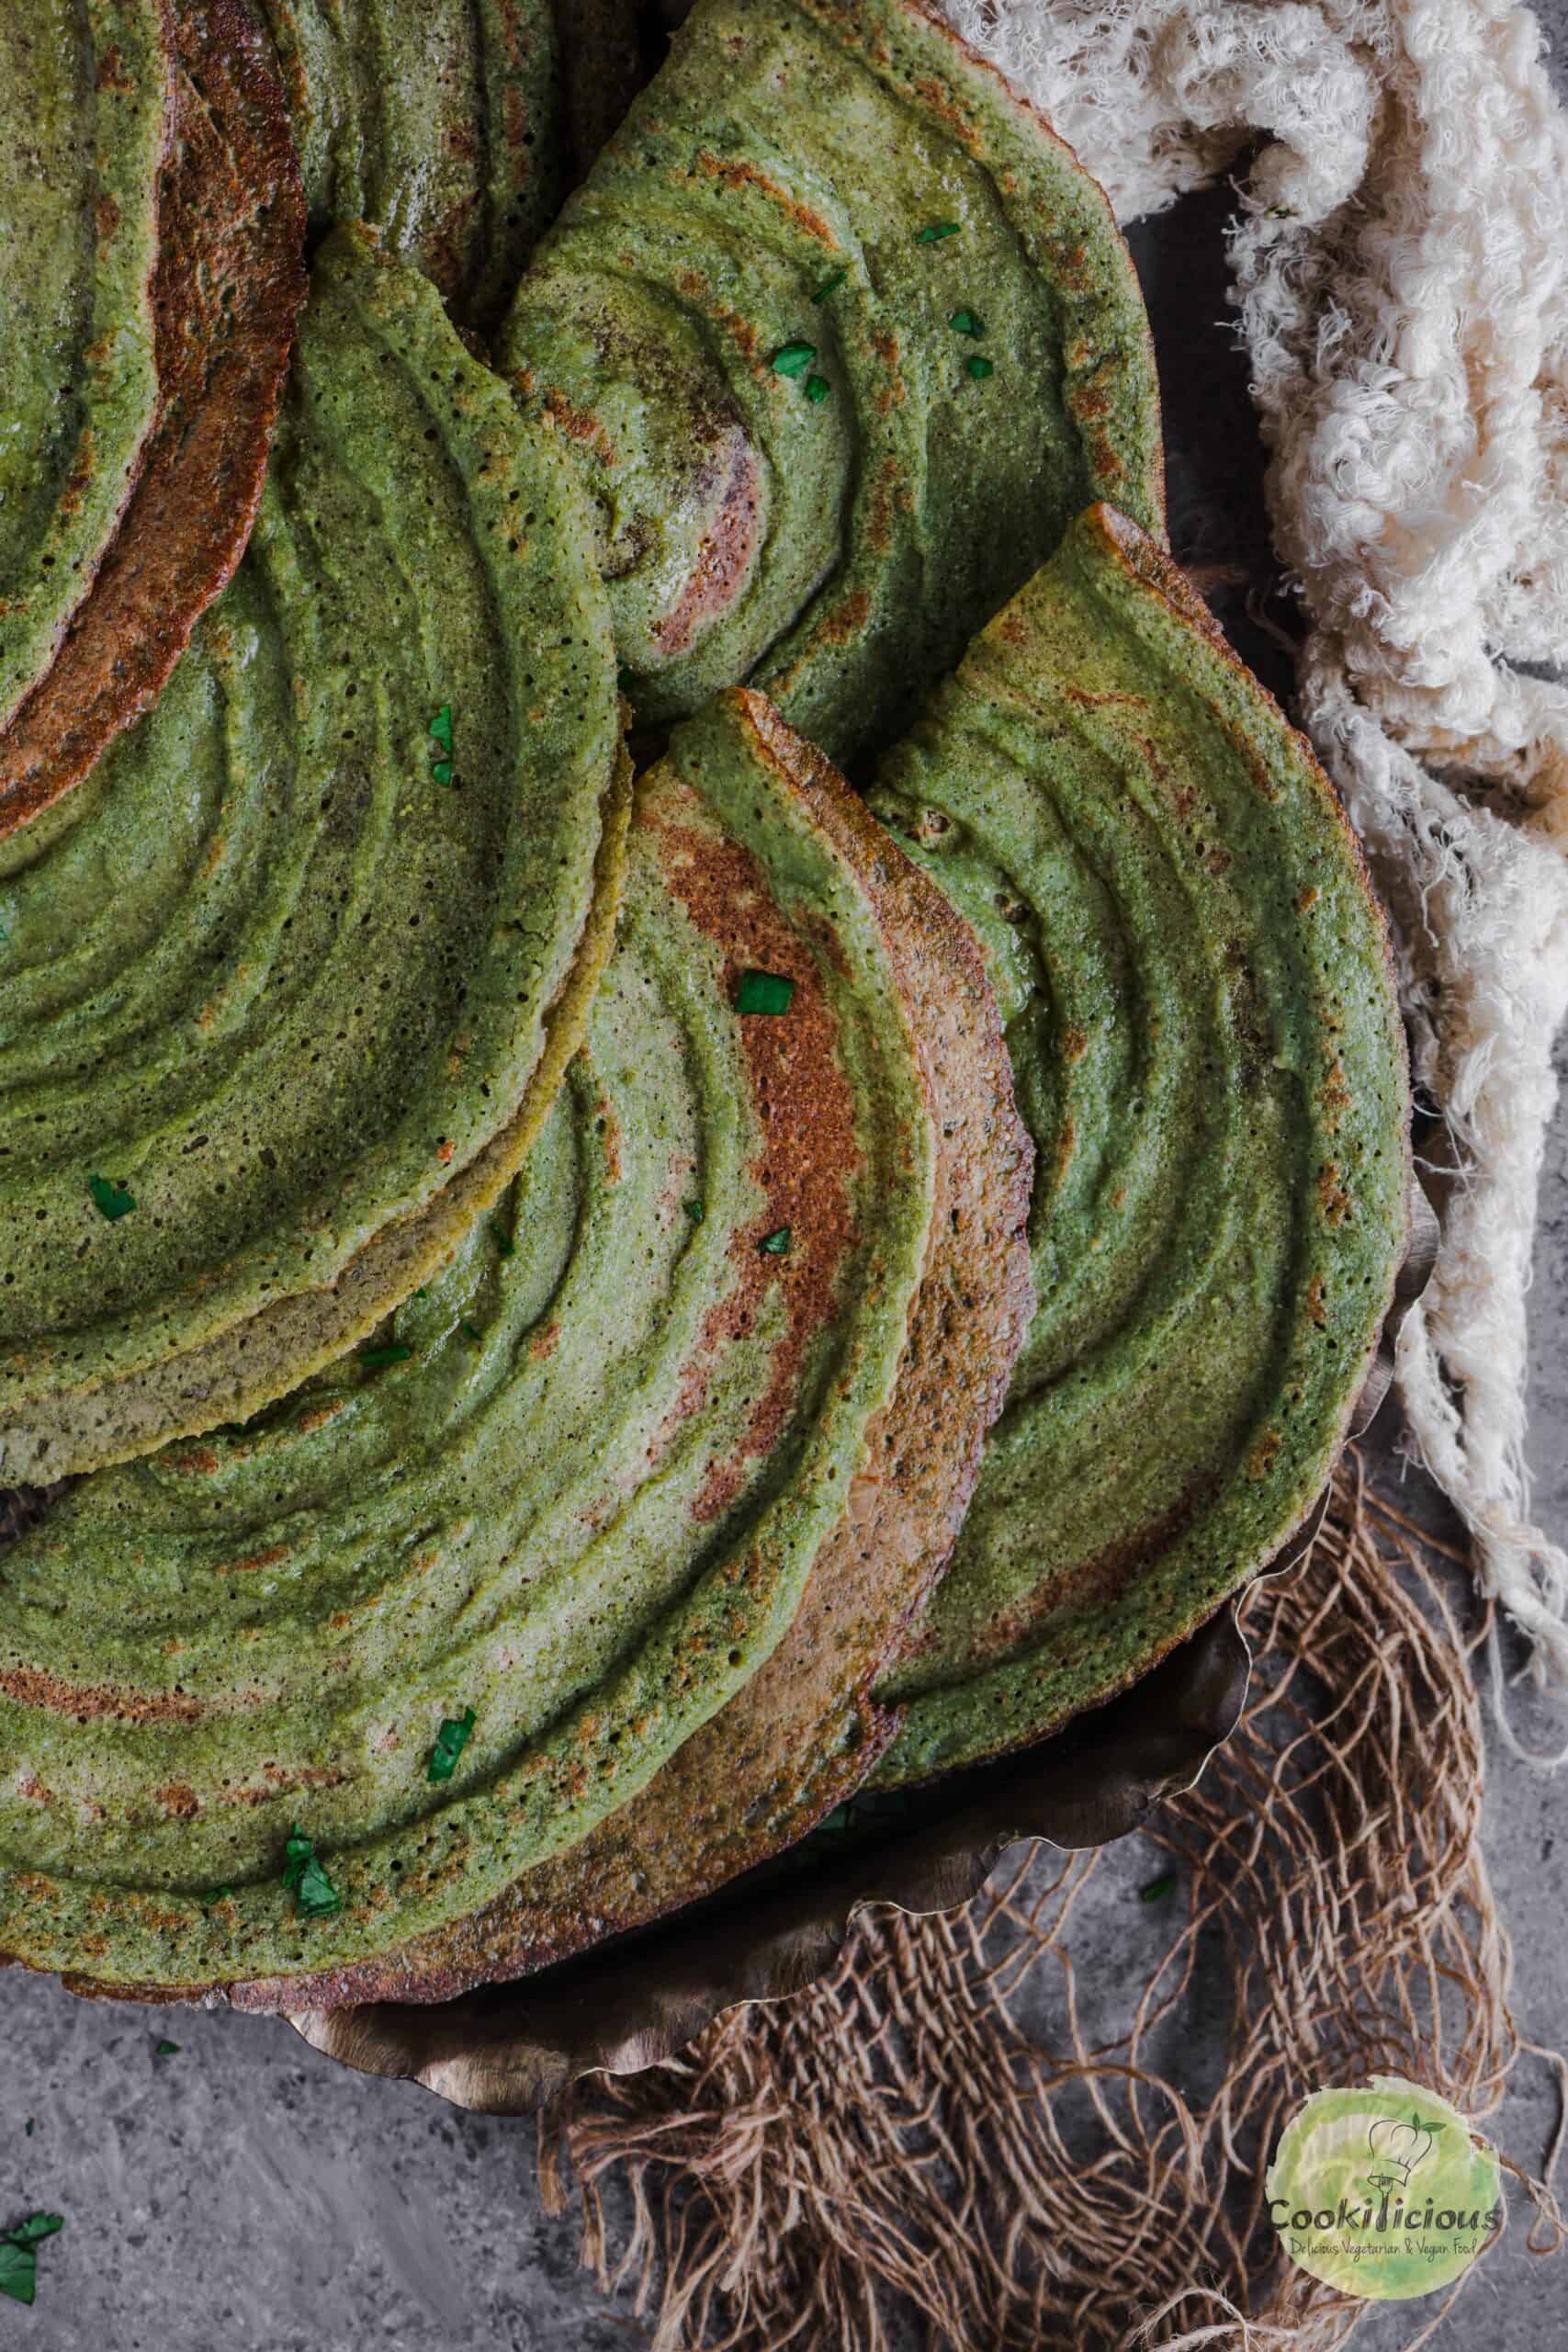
{"left": 499, "top": 0, "right": 1165, "bottom": 767}
{"left": 250, "top": 0, "right": 643, "bottom": 332}
{"left": 0, "top": 692, "right": 1031, "bottom": 2001}
{"left": 0, "top": 226, "right": 625, "bottom": 1481}
{"left": 864, "top": 503, "right": 1412, "bottom": 1784}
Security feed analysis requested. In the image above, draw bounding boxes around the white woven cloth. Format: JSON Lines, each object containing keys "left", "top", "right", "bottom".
{"left": 939, "top": 0, "right": 1568, "bottom": 1742}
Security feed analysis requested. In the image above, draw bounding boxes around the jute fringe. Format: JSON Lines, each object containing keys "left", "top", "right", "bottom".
{"left": 540, "top": 1456, "right": 1564, "bottom": 2348}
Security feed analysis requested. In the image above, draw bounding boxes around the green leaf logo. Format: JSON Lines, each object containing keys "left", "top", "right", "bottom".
{"left": 1267, "top": 2075, "right": 1503, "bottom": 2301}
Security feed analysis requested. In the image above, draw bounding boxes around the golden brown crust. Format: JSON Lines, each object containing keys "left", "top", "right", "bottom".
{"left": 0, "top": 0, "right": 305, "bottom": 840}
{"left": 643, "top": 784, "right": 863, "bottom": 1524}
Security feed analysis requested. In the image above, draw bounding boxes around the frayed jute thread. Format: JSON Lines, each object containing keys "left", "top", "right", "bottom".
{"left": 539, "top": 1456, "right": 1564, "bottom": 2350}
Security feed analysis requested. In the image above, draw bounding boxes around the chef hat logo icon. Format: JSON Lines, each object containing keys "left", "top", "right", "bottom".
{"left": 1365, "top": 2111, "right": 1437, "bottom": 2190}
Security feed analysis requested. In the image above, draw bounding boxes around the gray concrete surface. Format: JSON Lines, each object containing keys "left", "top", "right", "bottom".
{"left": 4, "top": 12, "right": 1567, "bottom": 2348}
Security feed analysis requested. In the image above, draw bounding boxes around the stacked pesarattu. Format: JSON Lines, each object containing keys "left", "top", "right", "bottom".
{"left": 250, "top": 0, "right": 644, "bottom": 330}
{"left": 0, "top": 693, "right": 1032, "bottom": 1998}
{"left": 0, "top": 230, "right": 626, "bottom": 1482}
{"left": 500, "top": 0, "right": 1165, "bottom": 765}
{"left": 0, "top": 0, "right": 1414, "bottom": 2013}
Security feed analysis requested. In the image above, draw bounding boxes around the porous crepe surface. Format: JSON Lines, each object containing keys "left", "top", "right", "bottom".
{"left": 500, "top": 0, "right": 1164, "bottom": 767}
{"left": 0, "top": 694, "right": 938, "bottom": 1998}
{"left": 0, "top": 225, "right": 621, "bottom": 1481}
{"left": 0, "top": 0, "right": 307, "bottom": 846}
{"left": 233, "top": 695, "right": 1035, "bottom": 2010}
{"left": 254, "top": 0, "right": 592, "bottom": 329}
{"left": 0, "top": 0, "right": 170, "bottom": 735}
{"left": 865, "top": 503, "right": 1411, "bottom": 1783}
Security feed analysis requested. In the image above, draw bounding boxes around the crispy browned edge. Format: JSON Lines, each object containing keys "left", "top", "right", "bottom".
{"left": 203, "top": 688, "right": 1033, "bottom": 2011}
{"left": 0, "top": 0, "right": 306, "bottom": 840}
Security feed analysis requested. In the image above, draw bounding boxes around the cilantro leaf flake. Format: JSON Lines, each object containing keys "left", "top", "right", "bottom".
{"left": 736, "top": 968, "right": 795, "bottom": 1015}
{"left": 282, "top": 1826, "right": 342, "bottom": 1919}
{"left": 427, "top": 1705, "right": 477, "bottom": 1784}
{"left": 0, "top": 2214, "right": 63, "bottom": 2308}
{"left": 6, "top": 2216, "right": 62, "bottom": 2250}
{"left": 89, "top": 1173, "right": 135, "bottom": 1222}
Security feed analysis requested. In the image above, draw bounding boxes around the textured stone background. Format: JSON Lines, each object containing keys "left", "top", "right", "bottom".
{"left": 3, "top": 11, "right": 1566, "bottom": 2347}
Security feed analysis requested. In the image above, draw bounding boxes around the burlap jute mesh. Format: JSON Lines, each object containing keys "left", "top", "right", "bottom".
{"left": 539, "top": 1455, "right": 1565, "bottom": 2348}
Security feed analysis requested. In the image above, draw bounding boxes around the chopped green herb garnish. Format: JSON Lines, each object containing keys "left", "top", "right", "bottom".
{"left": 203, "top": 1884, "right": 233, "bottom": 1905}
{"left": 358, "top": 1342, "right": 412, "bottom": 1370}
{"left": 427, "top": 706, "right": 456, "bottom": 786}
{"left": 736, "top": 968, "right": 795, "bottom": 1015}
{"left": 88, "top": 1173, "right": 135, "bottom": 1221}
{"left": 771, "top": 340, "right": 818, "bottom": 378}
{"left": 949, "top": 309, "right": 985, "bottom": 337}
{"left": 759, "top": 1226, "right": 792, "bottom": 1257}
{"left": 616, "top": 664, "right": 637, "bottom": 693}
{"left": 459, "top": 1319, "right": 482, "bottom": 1343}
{"left": 282, "top": 1826, "right": 341, "bottom": 1919}
{"left": 5, "top": 2216, "right": 62, "bottom": 2249}
{"left": 24, "top": 2122, "right": 33, "bottom": 2139}
{"left": 811, "top": 268, "right": 848, "bottom": 302}
{"left": 489, "top": 1219, "right": 515, "bottom": 1258}
{"left": 412, "top": 1285, "right": 429, "bottom": 1299}
{"left": 428, "top": 1705, "right": 477, "bottom": 1784}
{"left": 804, "top": 373, "right": 831, "bottom": 404}
{"left": 154, "top": 2040, "right": 179, "bottom": 2058}
{"left": 0, "top": 2213, "right": 64, "bottom": 2307}
{"left": 1139, "top": 1871, "right": 1176, "bottom": 1904}
{"left": 966, "top": 355, "right": 995, "bottom": 381}
{"left": 916, "top": 220, "right": 962, "bottom": 243}
{"left": 686, "top": 1198, "right": 705, "bottom": 1224}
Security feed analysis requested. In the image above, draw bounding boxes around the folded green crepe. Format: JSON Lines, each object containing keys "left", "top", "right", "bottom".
{"left": 0, "top": 0, "right": 168, "bottom": 739}
{"left": 500, "top": 0, "right": 1164, "bottom": 766}
{"left": 864, "top": 505, "right": 1411, "bottom": 1785}
{"left": 253, "top": 0, "right": 641, "bottom": 328}
{"left": 1, "top": 0, "right": 306, "bottom": 849}
{"left": 237, "top": 696, "right": 1034, "bottom": 2008}
{"left": 0, "top": 692, "right": 1033, "bottom": 2001}
{"left": 0, "top": 225, "right": 623, "bottom": 1483}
